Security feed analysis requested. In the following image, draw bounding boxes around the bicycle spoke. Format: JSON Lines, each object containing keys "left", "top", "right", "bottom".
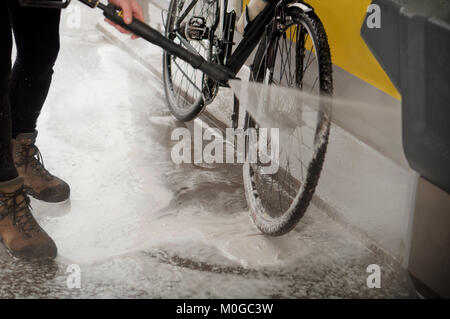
{"left": 176, "top": 0, "right": 198, "bottom": 27}
{"left": 310, "top": 76, "right": 319, "bottom": 93}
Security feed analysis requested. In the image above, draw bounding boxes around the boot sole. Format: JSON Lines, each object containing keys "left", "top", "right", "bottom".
{"left": 0, "top": 238, "right": 57, "bottom": 262}
{"left": 24, "top": 186, "right": 70, "bottom": 204}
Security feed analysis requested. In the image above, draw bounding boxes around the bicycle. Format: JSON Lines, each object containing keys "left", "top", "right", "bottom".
{"left": 162, "top": 0, "right": 333, "bottom": 236}
{"left": 21, "top": 0, "right": 333, "bottom": 236}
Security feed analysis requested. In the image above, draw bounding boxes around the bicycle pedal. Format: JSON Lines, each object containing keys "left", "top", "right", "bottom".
{"left": 185, "top": 16, "right": 208, "bottom": 41}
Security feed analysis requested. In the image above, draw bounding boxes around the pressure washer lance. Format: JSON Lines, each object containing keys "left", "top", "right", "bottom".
{"left": 19, "top": 0, "right": 235, "bottom": 83}
{"left": 18, "top": 0, "right": 72, "bottom": 9}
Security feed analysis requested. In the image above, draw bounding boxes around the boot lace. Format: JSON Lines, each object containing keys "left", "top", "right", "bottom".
{"left": 17, "top": 144, "right": 53, "bottom": 181}
{"left": 0, "top": 187, "right": 42, "bottom": 236}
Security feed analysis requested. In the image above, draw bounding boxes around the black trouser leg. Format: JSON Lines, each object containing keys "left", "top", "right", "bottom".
{"left": 0, "top": 1, "right": 17, "bottom": 182}
{"left": 0, "top": 0, "right": 61, "bottom": 182}
{"left": 8, "top": 0, "right": 61, "bottom": 137}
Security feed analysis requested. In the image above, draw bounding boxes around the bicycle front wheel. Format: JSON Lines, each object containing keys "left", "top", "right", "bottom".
{"left": 243, "top": 6, "right": 333, "bottom": 236}
{"left": 163, "top": 0, "right": 219, "bottom": 121}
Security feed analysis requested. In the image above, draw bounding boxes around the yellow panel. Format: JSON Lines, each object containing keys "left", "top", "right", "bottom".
{"left": 241, "top": 0, "right": 401, "bottom": 99}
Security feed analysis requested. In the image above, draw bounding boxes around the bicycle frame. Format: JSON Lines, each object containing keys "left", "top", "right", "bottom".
{"left": 225, "top": 0, "right": 278, "bottom": 75}
{"left": 84, "top": 0, "right": 293, "bottom": 82}
{"left": 171, "top": 0, "right": 280, "bottom": 79}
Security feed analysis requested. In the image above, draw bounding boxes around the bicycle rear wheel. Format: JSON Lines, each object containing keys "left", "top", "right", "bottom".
{"left": 163, "top": 0, "right": 219, "bottom": 121}
{"left": 243, "top": 6, "right": 333, "bottom": 236}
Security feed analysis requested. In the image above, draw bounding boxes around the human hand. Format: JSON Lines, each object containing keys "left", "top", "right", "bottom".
{"left": 106, "top": 0, "right": 145, "bottom": 39}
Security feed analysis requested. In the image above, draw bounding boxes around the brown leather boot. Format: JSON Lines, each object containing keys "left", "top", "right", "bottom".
{"left": 0, "top": 177, "right": 57, "bottom": 260}
{"left": 12, "top": 131, "right": 70, "bottom": 203}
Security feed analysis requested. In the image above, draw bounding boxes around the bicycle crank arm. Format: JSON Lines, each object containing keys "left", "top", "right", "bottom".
{"left": 81, "top": 1, "right": 235, "bottom": 82}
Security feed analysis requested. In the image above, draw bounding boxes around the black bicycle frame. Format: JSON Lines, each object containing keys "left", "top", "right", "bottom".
{"left": 226, "top": 0, "right": 278, "bottom": 75}
{"left": 93, "top": 0, "right": 281, "bottom": 82}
